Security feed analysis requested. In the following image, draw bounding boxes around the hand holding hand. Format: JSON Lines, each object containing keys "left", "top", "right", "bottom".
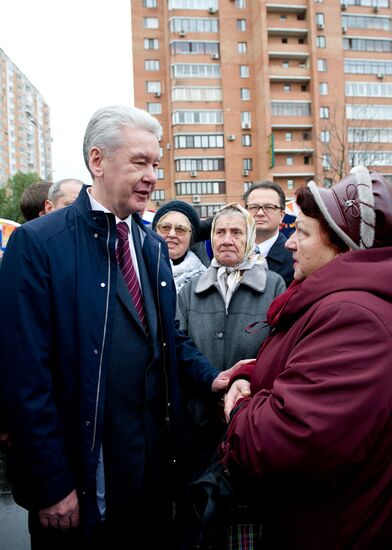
{"left": 39, "top": 489, "right": 80, "bottom": 530}
{"left": 224, "top": 379, "right": 251, "bottom": 422}
{"left": 211, "top": 358, "right": 255, "bottom": 393}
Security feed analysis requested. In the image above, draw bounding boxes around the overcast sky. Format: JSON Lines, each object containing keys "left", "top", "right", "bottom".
{"left": 1, "top": 0, "right": 134, "bottom": 183}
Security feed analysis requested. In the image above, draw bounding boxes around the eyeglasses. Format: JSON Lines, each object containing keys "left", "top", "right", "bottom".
{"left": 246, "top": 203, "right": 283, "bottom": 216}
{"left": 156, "top": 223, "right": 192, "bottom": 236}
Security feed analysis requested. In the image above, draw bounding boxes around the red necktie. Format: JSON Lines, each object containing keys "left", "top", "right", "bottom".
{"left": 116, "top": 221, "right": 148, "bottom": 332}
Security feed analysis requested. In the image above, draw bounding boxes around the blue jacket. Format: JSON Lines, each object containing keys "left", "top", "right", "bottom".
{"left": 0, "top": 186, "right": 218, "bottom": 522}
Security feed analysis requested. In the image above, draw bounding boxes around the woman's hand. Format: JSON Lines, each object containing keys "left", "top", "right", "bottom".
{"left": 211, "top": 358, "right": 254, "bottom": 393}
{"left": 224, "top": 379, "right": 251, "bottom": 422}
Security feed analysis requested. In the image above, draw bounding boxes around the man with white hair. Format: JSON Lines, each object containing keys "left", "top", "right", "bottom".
{"left": 0, "top": 105, "right": 237, "bottom": 549}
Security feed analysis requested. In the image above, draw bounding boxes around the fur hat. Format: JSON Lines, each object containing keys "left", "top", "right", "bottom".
{"left": 152, "top": 200, "right": 201, "bottom": 241}
{"left": 307, "top": 165, "right": 392, "bottom": 249}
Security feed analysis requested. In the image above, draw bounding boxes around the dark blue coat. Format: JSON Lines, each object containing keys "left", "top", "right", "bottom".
{"left": 0, "top": 186, "right": 218, "bottom": 529}
{"left": 267, "top": 232, "right": 294, "bottom": 287}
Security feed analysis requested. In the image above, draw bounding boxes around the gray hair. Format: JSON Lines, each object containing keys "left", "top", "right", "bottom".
{"left": 83, "top": 105, "right": 163, "bottom": 174}
{"left": 48, "top": 179, "right": 84, "bottom": 203}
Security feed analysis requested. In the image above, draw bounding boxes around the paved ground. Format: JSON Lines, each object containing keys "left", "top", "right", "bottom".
{"left": 0, "top": 451, "right": 29, "bottom": 549}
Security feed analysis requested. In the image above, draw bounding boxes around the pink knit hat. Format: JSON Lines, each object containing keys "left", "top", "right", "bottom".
{"left": 307, "top": 165, "right": 392, "bottom": 249}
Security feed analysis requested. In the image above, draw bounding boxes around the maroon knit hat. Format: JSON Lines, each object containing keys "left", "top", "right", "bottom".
{"left": 307, "top": 165, "right": 392, "bottom": 249}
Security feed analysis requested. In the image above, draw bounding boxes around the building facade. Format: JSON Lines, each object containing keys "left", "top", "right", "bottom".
{"left": 131, "top": 0, "right": 392, "bottom": 214}
{"left": 0, "top": 48, "right": 52, "bottom": 187}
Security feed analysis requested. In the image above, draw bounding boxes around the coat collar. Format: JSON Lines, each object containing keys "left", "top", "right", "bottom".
{"left": 195, "top": 262, "right": 267, "bottom": 294}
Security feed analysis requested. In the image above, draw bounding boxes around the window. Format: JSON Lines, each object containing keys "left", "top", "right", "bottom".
{"left": 144, "top": 38, "right": 159, "bottom": 49}
{"left": 235, "top": 0, "right": 246, "bottom": 7}
{"left": 168, "top": 0, "right": 219, "bottom": 8}
{"left": 319, "top": 82, "right": 329, "bottom": 95}
{"left": 243, "top": 158, "right": 253, "bottom": 170}
{"left": 238, "top": 42, "right": 248, "bottom": 54}
{"left": 349, "top": 151, "right": 392, "bottom": 166}
{"left": 287, "top": 179, "right": 294, "bottom": 190}
{"left": 285, "top": 132, "right": 293, "bottom": 141}
{"left": 174, "top": 134, "right": 224, "bottom": 148}
{"left": 239, "top": 65, "right": 249, "bottom": 77}
{"left": 176, "top": 180, "right": 225, "bottom": 195}
{"left": 323, "top": 178, "right": 332, "bottom": 188}
{"left": 343, "top": 38, "right": 392, "bottom": 53}
{"left": 144, "top": 17, "right": 159, "bottom": 29}
{"left": 304, "top": 155, "right": 312, "bottom": 165}
{"left": 240, "top": 88, "right": 250, "bottom": 100}
{"left": 286, "top": 156, "right": 294, "bottom": 166}
{"left": 282, "top": 61, "right": 290, "bottom": 68}
{"left": 170, "top": 17, "right": 219, "bottom": 33}
{"left": 242, "top": 134, "right": 252, "bottom": 146}
{"left": 194, "top": 204, "right": 223, "bottom": 218}
{"left": 147, "top": 103, "right": 162, "bottom": 114}
{"left": 284, "top": 84, "right": 291, "bottom": 92}
{"left": 157, "top": 169, "right": 164, "bottom": 180}
{"left": 151, "top": 189, "right": 165, "bottom": 201}
{"left": 301, "top": 84, "right": 308, "bottom": 92}
{"left": 303, "top": 132, "right": 311, "bottom": 140}
{"left": 345, "top": 81, "right": 392, "bottom": 97}
{"left": 344, "top": 59, "right": 392, "bottom": 75}
{"left": 237, "top": 19, "right": 247, "bottom": 31}
{"left": 316, "top": 36, "right": 326, "bottom": 48}
{"left": 145, "top": 60, "right": 160, "bottom": 71}
{"left": 170, "top": 41, "right": 220, "bottom": 55}
{"left": 316, "top": 13, "right": 325, "bottom": 28}
{"left": 172, "top": 63, "right": 221, "bottom": 78}
{"left": 175, "top": 157, "right": 225, "bottom": 172}
{"left": 172, "top": 110, "right": 224, "bottom": 124}
{"left": 348, "top": 127, "right": 392, "bottom": 143}
{"left": 346, "top": 103, "right": 392, "bottom": 120}
{"left": 317, "top": 59, "right": 327, "bottom": 71}
{"left": 144, "top": 0, "right": 157, "bottom": 6}
{"left": 320, "top": 130, "right": 330, "bottom": 142}
{"left": 241, "top": 111, "right": 251, "bottom": 128}
{"left": 271, "top": 102, "right": 311, "bottom": 116}
{"left": 322, "top": 155, "right": 331, "bottom": 170}
{"left": 172, "top": 87, "right": 222, "bottom": 101}
{"left": 341, "top": 14, "right": 391, "bottom": 31}
{"left": 146, "top": 81, "right": 161, "bottom": 93}
{"left": 282, "top": 37, "right": 288, "bottom": 44}
{"left": 320, "top": 106, "right": 330, "bottom": 118}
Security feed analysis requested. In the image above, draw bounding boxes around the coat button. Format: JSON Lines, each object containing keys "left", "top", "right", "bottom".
{"left": 94, "top": 233, "right": 99, "bottom": 239}
{"left": 93, "top": 349, "right": 98, "bottom": 355}
{"left": 100, "top": 282, "right": 105, "bottom": 287}
{"left": 216, "top": 331, "right": 224, "bottom": 338}
{"left": 161, "top": 281, "right": 167, "bottom": 287}
{"left": 85, "top": 420, "right": 91, "bottom": 427}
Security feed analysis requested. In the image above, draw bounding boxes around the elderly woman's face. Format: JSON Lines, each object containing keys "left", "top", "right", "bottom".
{"left": 156, "top": 211, "right": 192, "bottom": 260}
{"left": 213, "top": 214, "right": 247, "bottom": 267}
{"left": 286, "top": 210, "right": 337, "bottom": 281}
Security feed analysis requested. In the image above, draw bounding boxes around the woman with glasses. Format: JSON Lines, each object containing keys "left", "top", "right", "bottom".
{"left": 152, "top": 200, "right": 207, "bottom": 293}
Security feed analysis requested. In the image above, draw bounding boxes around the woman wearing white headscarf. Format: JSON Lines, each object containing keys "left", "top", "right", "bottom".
{"left": 176, "top": 202, "right": 286, "bottom": 373}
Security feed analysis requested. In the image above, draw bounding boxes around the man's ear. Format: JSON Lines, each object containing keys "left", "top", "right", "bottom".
{"left": 89, "top": 147, "right": 104, "bottom": 178}
{"left": 44, "top": 199, "right": 54, "bottom": 213}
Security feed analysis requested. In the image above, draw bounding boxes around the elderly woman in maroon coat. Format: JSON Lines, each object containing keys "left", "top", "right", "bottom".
{"left": 221, "top": 165, "right": 392, "bottom": 549}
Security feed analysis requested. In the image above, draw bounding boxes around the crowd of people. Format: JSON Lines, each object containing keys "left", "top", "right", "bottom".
{"left": 0, "top": 104, "right": 391, "bottom": 550}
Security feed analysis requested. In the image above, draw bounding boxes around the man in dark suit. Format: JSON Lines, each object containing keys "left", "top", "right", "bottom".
{"left": 0, "top": 105, "right": 239, "bottom": 550}
{"left": 244, "top": 181, "right": 294, "bottom": 286}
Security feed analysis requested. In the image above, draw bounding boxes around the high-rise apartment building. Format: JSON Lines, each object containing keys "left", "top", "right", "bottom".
{"left": 131, "top": 0, "right": 392, "bottom": 215}
{"left": 0, "top": 48, "right": 52, "bottom": 187}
